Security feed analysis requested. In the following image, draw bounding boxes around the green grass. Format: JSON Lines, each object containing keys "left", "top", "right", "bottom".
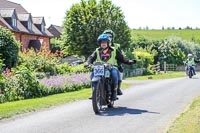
{"left": 121, "top": 82, "right": 132, "bottom": 89}
{"left": 131, "top": 30, "right": 200, "bottom": 43}
{"left": 0, "top": 88, "right": 91, "bottom": 120}
{"left": 126, "top": 71, "right": 185, "bottom": 80}
{"left": 167, "top": 96, "right": 200, "bottom": 133}
{"left": 0, "top": 82, "right": 132, "bottom": 120}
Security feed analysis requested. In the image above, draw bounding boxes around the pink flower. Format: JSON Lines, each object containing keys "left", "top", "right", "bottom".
{"left": 5, "top": 67, "right": 10, "bottom": 73}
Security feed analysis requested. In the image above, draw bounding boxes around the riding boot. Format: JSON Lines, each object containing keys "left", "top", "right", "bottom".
{"left": 194, "top": 70, "right": 196, "bottom": 75}
{"left": 117, "top": 80, "right": 123, "bottom": 95}
{"left": 112, "top": 87, "right": 118, "bottom": 101}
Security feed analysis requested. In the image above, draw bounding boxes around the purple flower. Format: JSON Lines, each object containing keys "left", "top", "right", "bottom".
{"left": 38, "top": 73, "right": 90, "bottom": 91}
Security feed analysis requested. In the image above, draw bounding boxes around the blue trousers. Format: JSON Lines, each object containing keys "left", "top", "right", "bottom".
{"left": 185, "top": 66, "right": 196, "bottom": 74}
{"left": 90, "top": 67, "right": 119, "bottom": 88}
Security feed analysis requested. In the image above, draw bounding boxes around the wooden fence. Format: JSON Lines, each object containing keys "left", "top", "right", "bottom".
{"left": 163, "top": 62, "right": 177, "bottom": 72}
{"left": 123, "top": 68, "right": 146, "bottom": 78}
{"left": 152, "top": 62, "right": 160, "bottom": 74}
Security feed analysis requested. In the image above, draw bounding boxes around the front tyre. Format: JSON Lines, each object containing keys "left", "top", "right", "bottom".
{"left": 92, "top": 81, "right": 102, "bottom": 114}
{"left": 189, "top": 69, "right": 192, "bottom": 78}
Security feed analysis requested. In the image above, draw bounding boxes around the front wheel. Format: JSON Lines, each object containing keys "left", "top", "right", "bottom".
{"left": 92, "top": 81, "right": 102, "bottom": 114}
{"left": 189, "top": 69, "right": 192, "bottom": 78}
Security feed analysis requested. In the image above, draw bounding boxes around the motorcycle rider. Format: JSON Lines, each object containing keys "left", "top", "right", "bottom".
{"left": 103, "top": 29, "right": 124, "bottom": 95}
{"left": 184, "top": 53, "right": 199, "bottom": 75}
{"left": 84, "top": 34, "right": 136, "bottom": 100}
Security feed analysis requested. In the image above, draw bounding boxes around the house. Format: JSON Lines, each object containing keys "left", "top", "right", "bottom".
{"left": 0, "top": 0, "right": 53, "bottom": 51}
{"left": 48, "top": 24, "right": 63, "bottom": 38}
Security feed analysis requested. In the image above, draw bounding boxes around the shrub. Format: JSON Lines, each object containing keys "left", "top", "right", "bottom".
{"left": 18, "top": 48, "right": 61, "bottom": 74}
{"left": 56, "top": 63, "right": 70, "bottom": 74}
{"left": 56, "top": 63, "right": 91, "bottom": 74}
{"left": 68, "top": 64, "right": 91, "bottom": 73}
{"left": 13, "top": 65, "right": 47, "bottom": 99}
{"left": 0, "top": 58, "right": 5, "bottom": 102}
{"left": 0, "top": 65, "right": 48, "bottom": 103}
{"left": 35, "top": 72, "right": 46, "bottom": 79}
{"left": 134, "top": 48, "right": 154, "bottom": 68}
{"left": 0, "top": 27, "right": 20, "bottom": 68}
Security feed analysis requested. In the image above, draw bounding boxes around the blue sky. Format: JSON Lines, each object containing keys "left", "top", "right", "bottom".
{"left": 9, "top": 0, "right": 200, "bottom": 29}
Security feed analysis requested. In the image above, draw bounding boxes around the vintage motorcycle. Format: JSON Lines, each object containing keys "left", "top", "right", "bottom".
{"left": 90, "top": 61, "right": 117, "bottom": 114}
{"left": 184, "top": 61, "right": 195, "bottom": 78}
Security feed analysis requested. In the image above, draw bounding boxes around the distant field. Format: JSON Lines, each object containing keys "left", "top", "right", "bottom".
{"left": 131, "top": 30, "right": 200, "bottom": 43}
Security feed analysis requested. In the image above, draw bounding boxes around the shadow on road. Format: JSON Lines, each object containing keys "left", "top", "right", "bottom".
{"left": 98, "top": 106, "right": 160, "bottom": 116}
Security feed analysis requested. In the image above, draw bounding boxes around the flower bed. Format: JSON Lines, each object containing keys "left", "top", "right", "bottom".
{"left": 0, "top": 65, "right": 91, "bottom": 103}
{"left": 39, "top": 73, "right": 91, "bottom": 94}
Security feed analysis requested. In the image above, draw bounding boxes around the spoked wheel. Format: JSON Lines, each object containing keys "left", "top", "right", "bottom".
{"left": 92, "top": 81, "right": 102, "bottom": 114}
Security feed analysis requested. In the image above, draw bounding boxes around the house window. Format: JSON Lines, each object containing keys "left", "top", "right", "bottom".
{"left": 28, "top": 19, "right": 32, "bottom": 31}
{"left": 41, "top": 23, "right": 45, "bottom": 32}
{"left": 12, "top": 14, "right": 17, "bottom": 27}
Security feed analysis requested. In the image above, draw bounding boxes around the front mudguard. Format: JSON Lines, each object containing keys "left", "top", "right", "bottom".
{"left": 91, "top": 76, "right": 101, "bottom": 82}
{"left": 91, "top": 76, "right": 101, "bottom": 89}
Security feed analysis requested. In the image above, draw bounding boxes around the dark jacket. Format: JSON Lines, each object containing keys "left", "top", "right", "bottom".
{"left": 86, "top": 46, "right": 132, "bottom": 65}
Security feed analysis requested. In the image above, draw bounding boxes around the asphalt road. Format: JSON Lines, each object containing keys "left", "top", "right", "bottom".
{"left": 1, "top": 76, "right": 200, "bottom": 133}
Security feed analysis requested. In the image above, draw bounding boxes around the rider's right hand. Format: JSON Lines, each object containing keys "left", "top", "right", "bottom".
{"left": 129, "top": 59, "right": 137, "bottom": 64}
{"left": 84, "top": 62, "right": 90, "bottom": 68}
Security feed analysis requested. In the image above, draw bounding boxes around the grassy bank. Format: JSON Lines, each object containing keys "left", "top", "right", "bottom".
{"left": 126, "top": 71, "right": 185, "bottom": 80}
{"left": 131, "top": 30, "right": 200, "bottom": 43}
{"left": 167, "top": 96, "right": 200, "bottom": 133}
{"left": 0, "top": 82, "right": 131, "bottom": 120}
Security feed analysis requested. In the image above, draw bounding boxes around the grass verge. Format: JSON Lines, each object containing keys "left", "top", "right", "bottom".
{"left": 167, "top": 96, "right": 200, "bottom": 133}
{"left": 0, "top": 82, "right": 132, "bottom": 120}
{"left": 0, "top": 71, "right": 185, "bottom": 120}
{"left": 0, "top": 88, "right": 91, "bottom": 120}
{"left": 126, "top": 71, "right": 185, "bottom": 80}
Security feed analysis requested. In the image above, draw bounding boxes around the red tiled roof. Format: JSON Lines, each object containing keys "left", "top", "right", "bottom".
{"left": 18, "top": 13, "right": 30, "bottom": 21}
{"left": 0, "top": 0, "right": 28, "bottom": 14}
{"left": 31, "top": 23, "right": 43, "bottom": 35}
{"left": 0, "top": 0, "right": 52, "bottom": 37}
{"left": 32, "top": 17, "right": 46, "bottom": 26}
{"left": 44, "top": 28, "right": 53, "bottom": 37}
{"left": 0, "top": 8, "right": 15, "bottom": 17}
{"left": 16, "top": 19, "right": 29, "bottom": 32}
{"left": 0, "top": 14, "right": 12, "bottom": 29}
{"left": 51, "top": 24, "right": 63, "bottom": 33}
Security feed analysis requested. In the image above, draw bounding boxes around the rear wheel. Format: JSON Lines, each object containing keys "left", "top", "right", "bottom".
{"left": 92, "top": 81, "right": 102, "bottom": 114}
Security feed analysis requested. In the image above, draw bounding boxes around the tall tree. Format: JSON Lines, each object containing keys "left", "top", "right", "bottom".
{"left": 62, "top": 0, "right": 131, "bottom": 57}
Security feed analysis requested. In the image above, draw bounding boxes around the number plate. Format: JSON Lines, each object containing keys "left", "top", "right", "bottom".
{"left": 94, "top": 65, "right": 104, "bottom": 76}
